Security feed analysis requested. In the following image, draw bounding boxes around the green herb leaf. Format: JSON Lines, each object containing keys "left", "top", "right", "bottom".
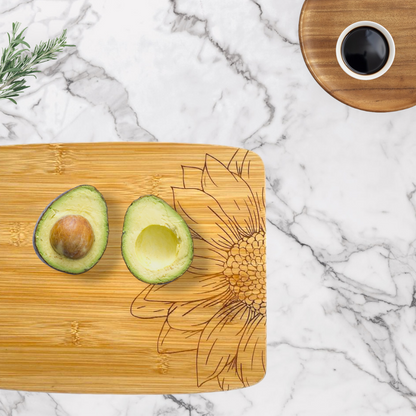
{"left": 0, "top": 22, "right": 75, "bottom": 103}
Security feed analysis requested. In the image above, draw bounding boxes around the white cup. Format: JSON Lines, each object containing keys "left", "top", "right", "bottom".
{"left": 336, "top": 21, "right": 395, "bottom": 81}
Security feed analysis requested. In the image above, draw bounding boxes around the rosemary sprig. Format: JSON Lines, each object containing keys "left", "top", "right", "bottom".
{"left": 0, "top": 22, "right": 74, "bottom": 104}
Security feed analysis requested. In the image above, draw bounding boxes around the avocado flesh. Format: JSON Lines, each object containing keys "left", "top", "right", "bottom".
{"left": 34, "top": 185, "right": 109, "bottom": 274}
{"left": 122, "top": 195, "right": 193, "bottom": 284}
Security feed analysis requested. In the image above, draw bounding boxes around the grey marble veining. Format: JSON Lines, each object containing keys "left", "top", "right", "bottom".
{"left": 2, "top": 0, "right": 416, "bottom": 415}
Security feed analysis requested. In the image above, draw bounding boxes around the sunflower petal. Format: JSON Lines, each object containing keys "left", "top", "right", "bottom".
{"left": 196, "top": 301, "right": 251, "bottom": 386}
{"left": 202, "top": 155, "right": 262, "bottom": 237}
{"left": 173, "top": 187, "right": 237, "bottom": 250}
{"left": 217, "top": 360, "right": 245, "bottom": 391}
{"left": 143, "top": 271, "right": 230, "bottom": 303}
{"left": 236, "top": 315, "right": 266, "bottom": 386}
{"left": 227, "top": 149, "right": 266, "bottom": 229}
{"left": 182, "top": 166, "right": 203, "bottom": 189}
{"left": 188, "top": 239, "right": 225, "bottom": 275}
{"left": 157, "top": 321, "right": 200, "bottom": 354}
{"left": 167, "top": 295, "right": 233, "bottom": 332}
{"left": 130, "top": 287, "right": 169, "bottom": 318}
{"left": 227, "top": 149, "right": 252, "bottom": 180}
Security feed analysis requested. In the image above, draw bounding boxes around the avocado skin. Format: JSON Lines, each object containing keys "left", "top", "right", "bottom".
{"left": 32, "top": 185, "right": 109, "bottom": 275}
{"left": 121, "top": 195, "right": 194, "bottom": 285}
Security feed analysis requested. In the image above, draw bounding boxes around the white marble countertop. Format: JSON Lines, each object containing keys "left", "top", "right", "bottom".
{"left": 2, "top": 0, "right": 416, "bottom": 415}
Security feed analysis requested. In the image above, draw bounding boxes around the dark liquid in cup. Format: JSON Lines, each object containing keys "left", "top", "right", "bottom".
{"left": 341, "top": 27, "right": 389, "bottom": 75}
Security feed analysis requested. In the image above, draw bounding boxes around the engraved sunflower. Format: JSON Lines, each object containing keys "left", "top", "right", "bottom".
{"left": 131, "top": 149, "right": 266, "bottom": 390}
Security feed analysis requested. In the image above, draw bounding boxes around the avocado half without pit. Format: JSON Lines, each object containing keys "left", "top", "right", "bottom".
{"left": 121, "top": 195, "right": 193, "bottom": 284}
{"left": 33, "top": 185, "right": 109, "bottom": 274}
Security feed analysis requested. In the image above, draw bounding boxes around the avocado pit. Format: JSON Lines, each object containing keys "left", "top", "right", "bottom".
{"left": 50, "top": 215, "right": 95, "bottom": 260}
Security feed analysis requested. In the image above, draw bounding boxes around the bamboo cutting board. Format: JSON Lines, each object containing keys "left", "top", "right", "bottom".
{"left": 0, "top": 143, "right": 266, "bottom": 394}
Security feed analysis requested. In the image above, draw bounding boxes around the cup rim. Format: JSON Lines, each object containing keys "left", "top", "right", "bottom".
{"left": 335, "top": 21, "right": 396, "bottom": 81}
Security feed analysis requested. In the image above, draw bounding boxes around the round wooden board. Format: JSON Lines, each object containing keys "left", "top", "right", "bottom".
{"left": 299, "top": 0, "right": 416, "bottom": 112}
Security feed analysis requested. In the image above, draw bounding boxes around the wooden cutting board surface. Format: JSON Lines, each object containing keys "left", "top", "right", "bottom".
{"left": 300, "top": 0, "right": 416, "bottom": 112}
{"left": 0, "top": 143, "right": 266, "bottom": 394}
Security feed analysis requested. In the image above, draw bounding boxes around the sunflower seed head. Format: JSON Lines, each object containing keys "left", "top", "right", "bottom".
{"left": 224, "top": 232, "right": 266, "bottom": 316}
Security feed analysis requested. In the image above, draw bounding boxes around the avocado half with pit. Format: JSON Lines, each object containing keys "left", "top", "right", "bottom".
{"left": 121, "top": 195, "right": 193, "bottom": 284}
{"left": 33, "top": 185, "right": 109, "bottom": 274}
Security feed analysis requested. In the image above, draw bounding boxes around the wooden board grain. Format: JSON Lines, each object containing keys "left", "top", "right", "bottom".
{"left": 299, "top": 0, "right": 416, "bottom": 112}
{"left": 0, "top": 143, "right": 266, "bottom": 394}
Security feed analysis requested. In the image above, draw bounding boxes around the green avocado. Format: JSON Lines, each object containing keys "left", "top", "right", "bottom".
{"left": 121, "top": 195, "right": 193, "bottom": 284}
{"left": 33, "top": 185, "right": 109, "bottom": 274}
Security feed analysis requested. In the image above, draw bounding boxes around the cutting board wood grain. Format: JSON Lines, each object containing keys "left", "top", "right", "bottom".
{"left": 0, "top": 143, "right": 266, "bottom": 394}
{"left": 300, "top": 0, "right": 416, "bottom": 112}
